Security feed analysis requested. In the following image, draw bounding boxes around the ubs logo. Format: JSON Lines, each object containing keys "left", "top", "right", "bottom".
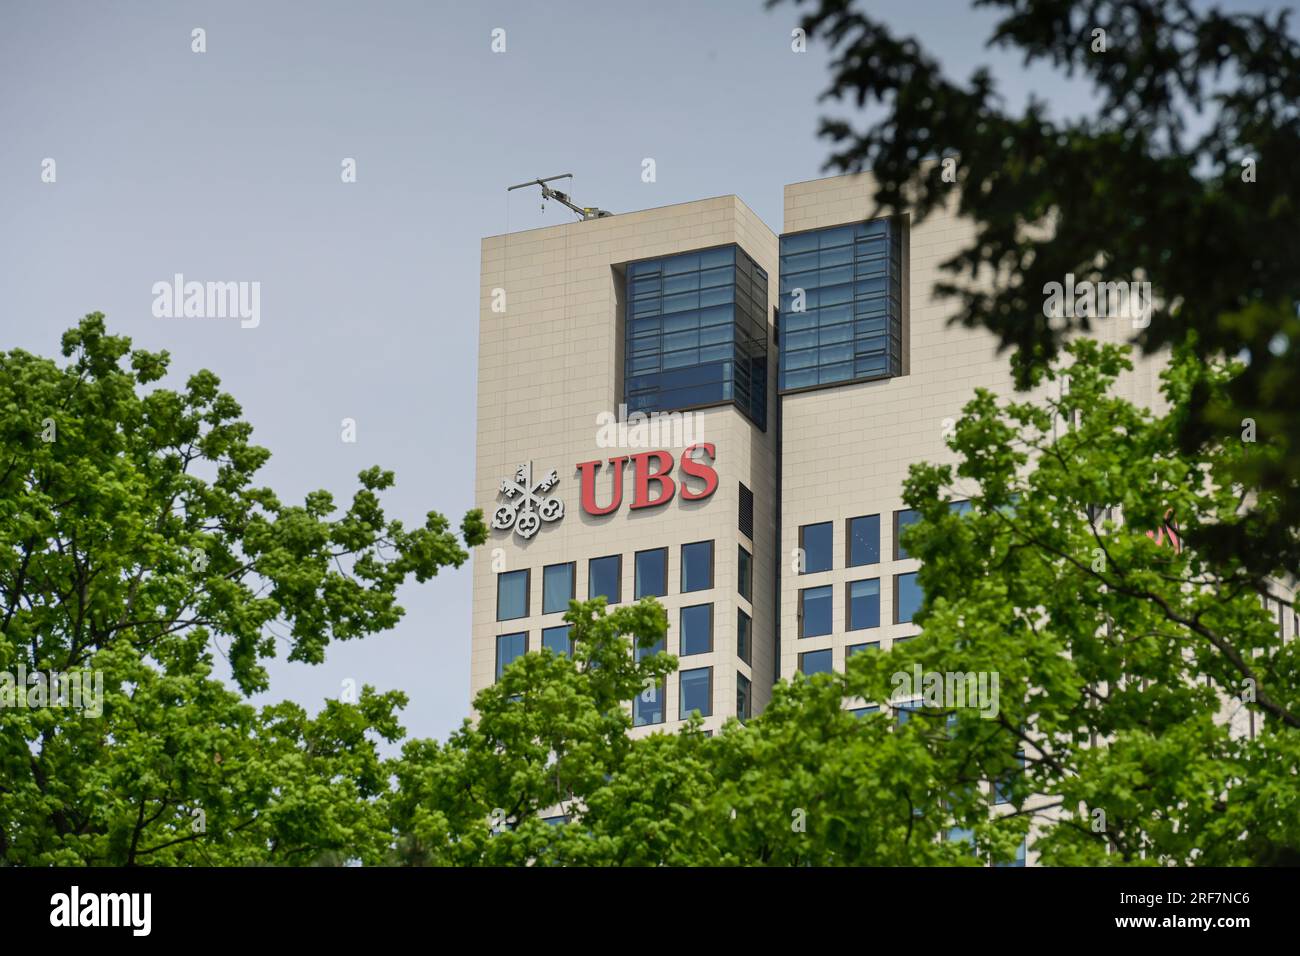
{"left": 491, "top": 462, "right": 564, "bottom": 539}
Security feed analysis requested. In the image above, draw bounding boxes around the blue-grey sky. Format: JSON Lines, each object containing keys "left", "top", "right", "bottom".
{"left": 1, "top": 0, "right": 1288, "bottom": 744}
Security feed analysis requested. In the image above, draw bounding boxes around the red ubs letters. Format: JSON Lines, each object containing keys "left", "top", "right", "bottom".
{"left": 577, "top": 443, "right": 718, "bottom": 515}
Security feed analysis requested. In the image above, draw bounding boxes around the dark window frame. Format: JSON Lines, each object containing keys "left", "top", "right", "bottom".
{"left": 847, "top": 577, "right": 882, "bottom": 631}
{"left": 679, "top": 666, "right": 714, "bottom": 720}
{"left": 893, "top": 508, "right": 920, "bottom": 561}
{"left": 542, "top": 561, "right": 576, "bottom": 616}
{"left": 846, "top": 513, "right": 881, "bottom": 567}
{"left": 798, "top": 648, "right": 833, "bottom": 676}
{"left": 799, "top": 521, "right": 834, "bottom": 574}
{"left": 737, "top": 544, "right": 753, "bottom": 603}
{"left": 588, "top": 553, "right": 623, "bottom": 605}
{"left": 495, "top": 631, "right": 528, "bottom": 681}
{"left": 736, "top": 671, "right": 752, "bottom": 721}
{"left": 798, "top": 583, "right": 833, "bottom": 638}
{"left": 679, "top": 602, "right": 714, "bottom": 656}
{"left": 680, "top": 539, "right": 715, "bottom": 593}
{"left": 736, "top": 608, "right": 752, "bottom": 665}
{"left": 496, "top": 568, "right": 530, "bottom": 622}
{"left": 634, "top": 547, "right": 669, "bottom": 599}
{"left": 541, "top": 623, "right": 573, "bottom": 658}
{"left": 894, "top": 571, "right": 922, "bottom": 625}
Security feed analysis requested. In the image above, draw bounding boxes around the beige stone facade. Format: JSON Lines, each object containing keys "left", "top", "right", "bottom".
{"left": 474, "top": 196, "right": 780, "bottom": 735}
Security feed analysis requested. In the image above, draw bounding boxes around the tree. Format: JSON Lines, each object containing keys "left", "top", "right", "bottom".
{"left": 776, "top": 0, "right": 1300, "bottom": 575}
{"left": 0, "top": 314, "right": 486, "bottom": 864}
{"left": 389, "top": 341, "right": 1296, "bottom": 865}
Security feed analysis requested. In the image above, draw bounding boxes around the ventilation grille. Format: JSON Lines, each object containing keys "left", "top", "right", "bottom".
{"left": 739, "top": 482, "right": 754, "bottom": 540}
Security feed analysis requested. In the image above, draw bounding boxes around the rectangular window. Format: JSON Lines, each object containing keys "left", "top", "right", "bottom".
{"left": 799, "top": 521, "right": 833, "bottom": 573}
{"left": 846, "top": 641, "right": 880, "bottom": 658}
{"left": 634, "top": 680, "right": 665, "bottom": 726}
{"left": 895, "top": 572, "right": 923, "bottom": 624}
{"left": 736, "top": 608, "right": 752, "bottom": 665}
{"left": 542, "top": 562, "right": 575, "bottom": 615}
{"left": 680, "top": 667, "right": 713, "bottom": 719}
{"left": 496, "top": 569, "right": 529, "bottom": 621}
{"left": 739, "top": 482, "right": 754, "bottom": 539}
{"left": 679, "top": 603, "right": 713, "bottom": 656}
{"left": 736, "top": 672, "right": 752, "bottom": 721}
{"left": 681, "top": 540, "right": 714, "bottom": 593}
{"left": 894, "top": 509, "right": 920, "bottom": 560}
{"left": 799, "top": 648, "right": 833, "bottom": 675}
{"left": 624, "top": 246, "right": 768, "bottom": 428}
{"left": 542, "top": 624, "right": 572, "bottom": 658}
{"left": 588, "top": 554, "right": 622, "bottom": 605}
{"left": 633, "top": 634, "right": 665, "bottom": 726}
{"left": 495, "top": 632, "right": 527, "bottom": 681}
{"left": 799, "top": 584, "right": 833, "bottom": 638}
{"left": 778, "top": 217, "right": 904, "bottom": 391}
{"left": 737, "top": 545, "right": 753, "bottom": 602}
{"left": 849, "top": 705, "right": 879, "bottom": 718}
{"left": 847, "top": 578, "right": 881, "bottom": 630}
{"left": 635, "top": 547, "right": 668, "bottom": 598}
{"left": 847, "top": 514, "right": 880, "bottom": 566}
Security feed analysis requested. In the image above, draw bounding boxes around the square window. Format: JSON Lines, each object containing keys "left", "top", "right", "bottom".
{"left": 737, "top": 609, "right": 752, "bottom": 665}
{"left": 737, "top": 545, "right": 753, "bottom": 602}
{"left": 895, "top": 572, "right": 923, "bottom": 624}
{"left": 736, "top": 672, "right": 752, "bottom": 721}
{"left": 542, "top": 624, "right": 572, "bottom": 658}
{"left": 679, "top": 603, "right": 713, "bottom": 656}
{"left": 847, "top": 578, "right": 881, "bottom": 630}
{"left": 495, "top": 632, "right": 527, "bottom": 681}
{"left": 847, "top": 514, "right": 880, "bottom": 566}
{"left": 799, "top": 522, "right": 833, "bottom": 573}
{"left": 799, "top": 648, "right": 833, "bottom": 675}
{"left": 542, "top": 562, "right": 575, "bottom": 615}
{"left": 635, "top": 547, "right": 668, "bottom": 598}
{"left": 799, "top": 584, "right": 833, "bottom": 638}
{"left": 894, "top": 509, "right": 921, "bottom": 560}
{"left": 846, "top": 641, "right": 880, "bottom": 658}
{"left": 680, "top": 667, "right": 713, "bottom": 719}
{"left": 588, "top": 554, "right": 621, "bottom": 605}
{"left": 681, "top": 540, "right": 714, "bottom": 592}
{"left": 496, "top": 569, "right": 529, "bottom": 621}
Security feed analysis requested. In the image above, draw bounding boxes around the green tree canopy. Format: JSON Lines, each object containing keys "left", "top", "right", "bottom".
{"left": 777, "top": 0, "right": 1300, "bottom": 575}
{"left": 0, "top": 314, "right": 485, "bottom": 864}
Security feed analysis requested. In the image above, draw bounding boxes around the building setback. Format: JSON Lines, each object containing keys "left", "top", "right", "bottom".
{"left": 472, "top": 171, "right": 1168, "bottom": 736}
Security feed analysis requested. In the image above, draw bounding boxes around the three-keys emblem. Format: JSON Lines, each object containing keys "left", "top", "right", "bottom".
{"left": 492, "top": 462, "right": 564, "bottom": 540}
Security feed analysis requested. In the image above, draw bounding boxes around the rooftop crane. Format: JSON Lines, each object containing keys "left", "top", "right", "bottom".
{"left": 507, "top": 174, "right": 613, "bottom": 221}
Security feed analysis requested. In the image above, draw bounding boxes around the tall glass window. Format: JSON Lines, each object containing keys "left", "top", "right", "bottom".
{"left": 624, "top": 245, "right": 769, "bottom": 429}
{"left": 779, "top": 217, "right": 903, "bottom": 391}
{"left": 737, "top": 545, "right": 753, "bottom": 602}
{"left": 634, "top": 635, "right": 665, "bottom": 726}
{"left": 635, "top": 547, "right": 668, "bottom": 598}
{"left": 799, "top": 584, "right": 833, "bottom": 638}
{"left": 542, "top": 562, "right": 574, "bottom": 615}
{"left": 681, "top": 540, "right": 714, "bottom": 592}
{"left": 736, "top": 672, "right": 752, "bottom": 721}
{"left": 679, "top": 603, "right": 713, "bottom": 656}
{"left": 847, "top": 514, "right": 880, "bottom": 566}
{"left": 799, "top": 521, "right": 833, "bottom": 573}
{"left": 847, "top": 578, "right": 880, "bottom": 630}
{"left": 894, "top": 508, "right": 921, "bottom": 560}
{"left": 679, "top": 667, "right": 713, "bottom": 719}
{"left": 495, "top": 632, "right": 527, "bottom": 681}
{"left": 737, "top": 608, "right": 752, "bottom": 664}
{"left": 496, "top": 569, "right": 529, "bottom": 621}
{"left": 542, "top": 624, "right": 572, "bottom": 658}
{"left": 895, "top": 572, "right": 923, "bottom": 623}
{"left": 588, "top": 554, "right": 621, "bottom": 605}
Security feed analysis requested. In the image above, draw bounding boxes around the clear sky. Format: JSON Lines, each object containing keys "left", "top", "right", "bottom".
{"left": 1, "top": 0, "right": 1290, "bottom": 744}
